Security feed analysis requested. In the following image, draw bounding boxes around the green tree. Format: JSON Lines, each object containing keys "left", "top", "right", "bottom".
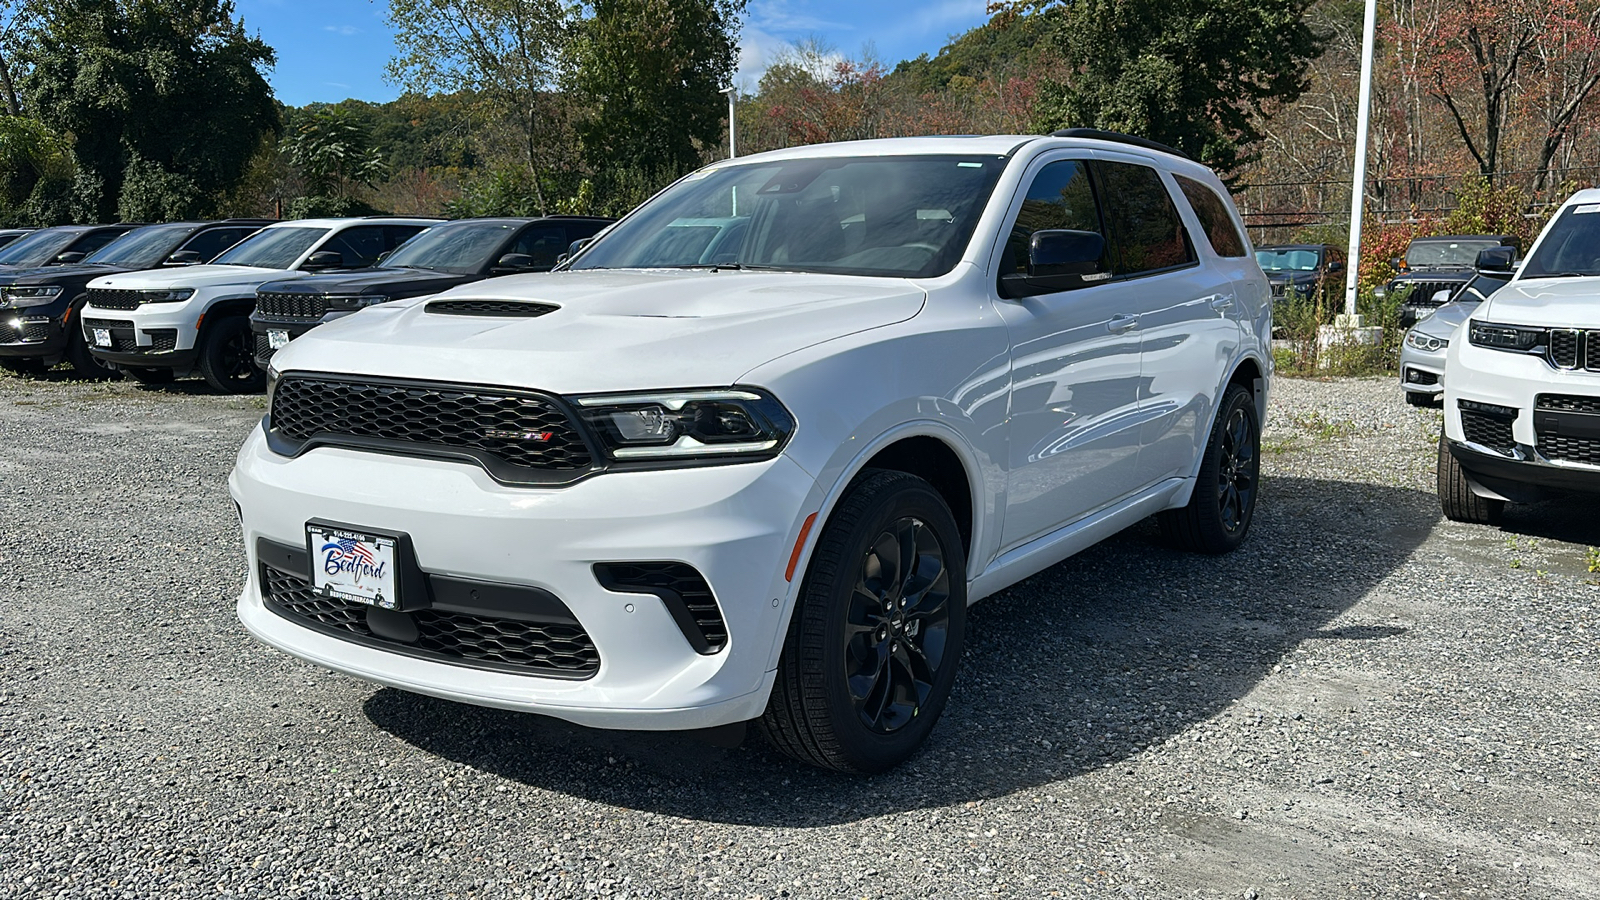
{"left": 0, "top": 113, "right": 75, "bottom": 224}
{"left": 1013, "top": 0, "right": 1323, "bottom": 176}
{"left": 20, "top": 0, "right": 278, "bottom": 221}
{"left": 571, "top": 0, "right": 745, "bottom": 188}
{"left": 287, "top": 106, "right": 387, "bottom": 200}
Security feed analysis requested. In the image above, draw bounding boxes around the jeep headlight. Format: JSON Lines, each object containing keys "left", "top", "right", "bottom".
{"left": 3, "top": 285, "right": 62, "bottom": 307}
{"left": 1404, "top": 331, "right": 1448, "bottom": 353}
{"left": 143, "top": 289, "right": 195, "bottom": 303}
{"left": 572, "top": 387, "right": 794, "bottom": 463}
{"left": 1468, "top": 321, "right": 1544, "bottom": 353}
{"left": 265, "top": 362, "right": 281, "bottom": 412}
{"left": 325, "top": 294, "right": 389, "bottom": 311}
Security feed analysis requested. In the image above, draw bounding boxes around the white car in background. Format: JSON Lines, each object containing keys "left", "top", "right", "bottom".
{"left": 1439, "top": 188, "right": 1600, "bottom": 523}
{"left": 79, "top": 217, "right": 436, "bottom": 392}
{"left": 232, "top": 131, "right": 1272, "bottom": 772}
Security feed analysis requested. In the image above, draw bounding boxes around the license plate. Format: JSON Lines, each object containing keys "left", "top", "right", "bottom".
{"left": 93, "top": 328, "right": 112, "bottom": 348}
{"left": 307, "top": 524, "right": 399, "bottom": 609}
{"left": 267, "top": 329, "right": 290, "bottom": 350}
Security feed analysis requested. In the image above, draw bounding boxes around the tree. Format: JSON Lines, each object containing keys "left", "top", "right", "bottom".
{"left": 0, "top": 113, "right": 74, "bottom": 223}
{"left": 571, "top": 0, "right": 746, "bottom": 185}
{"left": 1011, "top": 0, "right": 1324, "bottom": 176}
{"left": 287, "top": 107, "right": 388, "bottom": 201}
{"left": 0, "top": 0, "right": 40, "bottom": 116}
{"left": 20, "top": 0, "right": 278, "bottom": 220}
{"left": 387, "top": 0, "right": 575, "bottom": 215}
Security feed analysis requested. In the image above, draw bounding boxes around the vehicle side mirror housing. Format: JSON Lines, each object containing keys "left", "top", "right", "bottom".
{"left": 1390, "top": 257, "right": 1404, "bottom": 271}
{"left": 52, "top": 251, "right": 85, "bottom": 265}
{"left": 567, "top": 238, "right": 592, "bottom": 257}
{"left": 303, "top": 250, "right": 344, "bottom": 270}
{"left": 1000, "top": 230, "right": 1108, "bottom": 297}
{"left": 492, "top": 252, "right": 543, "bottom": 273}
{"left": 1326, "top": 260, "right": 1343, "bottom": 272}
{"left": 165, "top": 250, "right": 202, "bottom": 266}
{"left": 1475, "top": 246, "right": 1516, "bottom": 274}
{"left": 1431, "top": 289, "right": 1452, "bottom": 305}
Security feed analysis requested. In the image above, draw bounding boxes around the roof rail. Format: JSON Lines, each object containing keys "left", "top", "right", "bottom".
{"left": 1049, "top": 128, "right": 1189, "bottom": 161}
{"left": 360, "top": 214, "right": 448, "bottom": 220}
{"left": 218, "top": 217, "right": 276, "bottom": 225}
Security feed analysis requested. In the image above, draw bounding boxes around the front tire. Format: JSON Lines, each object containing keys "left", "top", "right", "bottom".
{"left": 198, "top": 315, "right": 265, "bottom": 394}
{"left": 1437, "top": 436, "right": 1504, "bottom": 525}
{"left": 760, "top": 470, "right": 967, "bottom": 774}
{"left": 1159, "top": 383, "right": 1261, "bottom": 554}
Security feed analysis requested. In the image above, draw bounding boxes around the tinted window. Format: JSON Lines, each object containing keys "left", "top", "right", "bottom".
{"left": 0, "top": 232, "right": 27, "bottom": 250}
{"left": 382, "top": 221, "right": 517, "bottom": 274}
{"left": 84, "top": 223, "right": 195, "bottom": 267}
{"left": 320, "top": 226, "right": 388, "bottom": 268}
{"left": 1255, "top": 248, "right": 1322, "bottom": 272}
{"left": 1000, "top": 159, "right": 1106, "bottom": 278}
{"left": 385, "top": 225, "right": 428, "bottom": 250}
{"left": 0, "top": 228, "right": 82, "bottom": 266}
{"left": 1519, "top": 206, "right": 1600, "bottom": 279}
{"left": 180, "top": 227, "right": 255, "bottom": 262}
{"left": 1095, "top": 162, "right": 1196, "bottom": 275}
{"left": 1406, "top": 239, "right": 1503, "bottom": 268}
{"left": 1175, "top": 175, "right": 1247, "bottom": 257}
{"left": 69, "top": 228, "right": 127, "bottom": 257}
{"left": 213, "top": 227, "right": 329, "bottom": 268}
{"left": 511, "top": 226, "right": 567, "bottom": 269}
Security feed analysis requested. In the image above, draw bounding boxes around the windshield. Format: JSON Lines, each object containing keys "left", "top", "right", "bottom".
{"left": 569, "top": 155, "right": 1007, "bottom": 278}
{"left": 1456, "top": 271, "right": 1512, "bottom": 301}
{"left": 1520, "top": 205, "right": 1600, "bottom": 279}
{"left": 212, "top": 227, "right": 328, "bottom": 269}
{"left": 1254, "top": 248, "right": 1321, "bottom": 272}
{"left": 0, "top": 228, "right": 81, "bottom": 267}
{"left": 83, "top": 223, "right": 195, "bottom": 268}
{"left": 381, "top": 221, "right": 513, "bottom": 274}
{"left": 1406, "top": 239, "right": 1500, "bottom": 268}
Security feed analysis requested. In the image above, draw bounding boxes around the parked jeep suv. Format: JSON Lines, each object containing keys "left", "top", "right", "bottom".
{"left": 81, "top": 217, "right": 435, "bottom": 392}
{"left": 0, "top": 223, "right": 141, "bottom": 270}
{"left": 251, "top": 216, "right": 612, "bottom": 367}
{"left": 0, "top": 219, "right": 268, "bottom": 378}
{"left": 1438, "top": 190, "right": 1600, "bottom": 523}
{"left": 1384, "top": 234, "right": 1518, "bottom": 327}
{"left": 1255, "top": 243, "right": 1343, "bottom": 308}
{"left": 232, "top": 133, "right": 1271, "bottom": 772}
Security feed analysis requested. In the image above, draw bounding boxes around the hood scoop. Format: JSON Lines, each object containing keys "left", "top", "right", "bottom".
{"left": 425, "top": 299, "right": 559, "bottom": 317}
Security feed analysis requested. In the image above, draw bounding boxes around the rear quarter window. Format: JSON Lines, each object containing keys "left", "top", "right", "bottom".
{"left": 1175, "top": 175, "right": 1248, "bottom": 258}
{"left": 1095, "top": 162, "right": 1196, "bottom": 276}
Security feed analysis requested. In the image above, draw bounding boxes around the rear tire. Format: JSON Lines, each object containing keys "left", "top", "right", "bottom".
{"left": 1437, "top": 436, "right": 1505, "bottom": 525}
{"left": 126, "top": 366, "right": 175, "bottom": 385}
{"left": 1158, "top": 383, "right": 1261, "bottom": 554}
{"left": 198, "top": 315, "right": 265, "bottom": 394}
{"left": 760, "top": 469, "right": 967, "bottom": 774}
{"left": 65, "top": 328, "right": 116, "bottom": 380}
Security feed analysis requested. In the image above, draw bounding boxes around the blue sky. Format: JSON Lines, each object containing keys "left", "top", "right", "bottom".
{"left": 234, "top": 0, "right": 993, "bottom": 107}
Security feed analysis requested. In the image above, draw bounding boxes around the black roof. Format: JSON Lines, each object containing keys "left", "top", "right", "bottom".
{"left": 1049, "top": 128, "right": 1190, "bottom": 161}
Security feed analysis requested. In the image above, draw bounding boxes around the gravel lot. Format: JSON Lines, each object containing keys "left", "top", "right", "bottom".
{"left": 2, "top": 370, "right": 1597, "bottom": 899}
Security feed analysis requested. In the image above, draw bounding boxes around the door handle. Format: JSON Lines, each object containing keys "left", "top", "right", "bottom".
{"left": 1209, "top": 294, "right": 1235, "bottom": 311}
{"left": 1107, "top": 314, "right": 1140, "bottom": 334}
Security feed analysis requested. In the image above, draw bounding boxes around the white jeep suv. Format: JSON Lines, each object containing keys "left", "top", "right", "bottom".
{"left": 232, "top": 132, "right": 1272, "bottom": 772}
{"left": 80, "top": 217, "right": 435, "bottom": 392}
{"left": 1439, "top": 188, "right": 1600, "bottom": 523}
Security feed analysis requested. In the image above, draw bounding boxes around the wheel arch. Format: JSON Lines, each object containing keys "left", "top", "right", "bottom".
{"left": 1167, "top": 352, "right": 1269, "bottom": 508}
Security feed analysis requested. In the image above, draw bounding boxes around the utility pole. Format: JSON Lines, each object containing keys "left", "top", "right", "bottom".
{"left": 1342, "top": 0, "right": 1379, "bottom": 319}
{"left": 722, "top": 86, "right": 738, "bottom": 159}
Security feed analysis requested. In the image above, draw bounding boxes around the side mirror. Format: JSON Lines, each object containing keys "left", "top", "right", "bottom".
{"left": 165, "top": 250, "right": 202, "bottom": 266}
{"left": 52, "top": 251, "right": 86, "bottom": 265}
{"left": 1474, "top": 246, "right": 1516, "bottom": 274}
{"left": 375, "top": 250, "right": 392, "bottom": 264}
{"left": 1326, "top": 260, "right": 1344, "bottom": 272}
{"left": 1001, "top": 230, "right": 1107, "bottom": 297}
{"left": 303, "top": 250, "right": 344, "bottom": 270}
{"left": 493, "top": 252, "right": 542, "bottom": 273}
{"left": 567, "top": 238, "right": 592, "bottom": 257}
{"left": 1431, "top": 289, "right": 1453, "bottom": 305}
{"left": 1390, "top": 257, "right": 1404, "bottom": 271}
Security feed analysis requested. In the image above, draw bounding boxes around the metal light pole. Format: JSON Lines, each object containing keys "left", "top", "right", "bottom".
{"left": 722, "top": 86, "right": 738, "bottom": 159}
{"left": 1342, "top": 0, "right": 1380, "bottom": 319}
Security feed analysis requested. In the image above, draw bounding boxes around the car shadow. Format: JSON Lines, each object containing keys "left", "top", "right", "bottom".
{"left": 1494, "top": 494, "right": 1596, "bottom": 545}
{"left": 363, "top": 475, "right": 1437, "bottom": 826}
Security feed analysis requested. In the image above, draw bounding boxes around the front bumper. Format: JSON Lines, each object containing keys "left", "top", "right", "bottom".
{"left": 1398, "top": 341, "right": 1446, "bottom": 397}
{"left": 250, "top": 311, "right": 354, "bottom": 368}
{"left": 230, "top": 425, "right": 821, "bottom": 730}
{"left": 81, "top": 300, "right": 202, "bottom": 369}
{"left": 0, "top": 312, "right": 66, "bottom": 358}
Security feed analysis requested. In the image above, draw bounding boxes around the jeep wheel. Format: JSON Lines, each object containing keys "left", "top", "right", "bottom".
{"left": 1437, "top": 436, "right": 1504, "bottom": 525}
{"left": 1159, "top": 383, "right": 1261, "bottom": 554}
{"left": 199, "top": 316, "right": 265, "bottom": 394}
{"left": 760, "top": 470, "right": 966, "bottom": 773}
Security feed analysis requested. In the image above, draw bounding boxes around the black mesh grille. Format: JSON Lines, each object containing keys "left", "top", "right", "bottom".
{"left": 1549, "top": 330, "right": 1580, "bottom": 368}
{"left": 1588, "top": 333, "right": 1600, "bottom": 371}
{"left": 1537, "top": 434, "right": 1600, "bottom": 466}
{"left": 1537, "top": 394, "right": 1600, "bottom": 413}
{"left": 21, "top": 320, "right": 50, "bottom": 342}
{"left": 261, "top": 564, "right": 599, "bottom": 675}
{"left": 84, "top": 289, "right": 147, "bottom": 310}
{"left": 270, "top": 375, "right": 593, "bottom": 472}
{"left": 256, "top": 292, "right": 328, "bottom": 319}
{"left": 81, "top": 317, "right": 134, "bottom": 330}
{"left": 595, "top": 562, "right": 727, "bottom": 653}
{"left": 1404, "top": 367, "right": 1439, "bottom": 386}
{"left": 255, "top": 332, "right": 276, "bottom": 361}
{"left": 1396, "top": 279, "right": 1462, "bottom": 308}
{"left": 0, "top": 322, "right": 17, "bottom": 343}
{"left": 147, "top": 329, "right": 177, "bottom": 352}
{"left": 81, "top": 318, "right": 138, "bottom": 352}
{"left": 1461, "top": 410, "right": 1516, "bottom": 455}
{"left": 426, "top": 299, "right": 559, "bottom": 317}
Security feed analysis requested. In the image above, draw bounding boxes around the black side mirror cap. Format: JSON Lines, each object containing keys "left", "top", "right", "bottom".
{"left": 1474, "top": 246, "right": 1516, "bottom": 274}
{"left": 1000, "top": 230, "right": 1109, "bottom": 297}
{"left": 1326, "top": 260, "right": 1344, "bottom": 272}
{"left": 52, "top": 251, "right": 86, "bottom": 265}
{"left": 567, "top": 238, "right": 593, "bottom": 257}
{"left": 492, "top": 252, "right": 544, "bottom": 273}
{"left": 165, "top": 250, "right": 202, "bottom": 266}
{"left": 303, "top": 250, "right": 345, "bottom": 270}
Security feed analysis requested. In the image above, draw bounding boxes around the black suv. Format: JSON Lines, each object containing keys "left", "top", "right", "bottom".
{"left": 0, "top": 223, "right": 143, "bottom": 271}
{"left": 1254, "top": 243, "right": 1345, "bottom": 307}
{"left": 0, "top": 219, "right": 269, "bottom": 377}
{"left": 1381, "top": 234, "right": 1519, "bottom": 327}
{"left": 250, "top": 216, "right": 612, "bottom": 367}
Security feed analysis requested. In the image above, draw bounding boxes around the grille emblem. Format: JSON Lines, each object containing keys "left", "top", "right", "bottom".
{"left": 484, "top": 428, "right": 554, "bottom": 442}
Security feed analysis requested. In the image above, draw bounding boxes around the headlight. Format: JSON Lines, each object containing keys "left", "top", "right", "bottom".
{"left": 325, "top": 295, "right": 389, "bottom": 311}
{"left": 1468, "top": 321, "right": 1544, "bottom": 353}
{"left": 3, "top": 285, "right": 63, "bottom": 307}
{"left": 142, "top": 289, "right": 195, "bottom": 303}
{"left": 572, "top": 387, "right": 795, "bottom": 463}
{"left": 1404, "top": 331, "right": 1448, "bottom": 352}
{"left": 265, "top": 362, "right": 281, "bottom": 411}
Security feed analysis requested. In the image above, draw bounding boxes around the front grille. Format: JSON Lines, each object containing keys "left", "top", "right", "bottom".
{"left": 594, "top": 562, "right": 727, "bottom": 654}
{"left": 261, "top": 564, "right": 600, "bottom": 675}
{"left": 254, "top": 333, "right": 275, "bottom": 361}
{"left": 1269, "top": 283, "right": 1286, "bottom": 298}
{"left": 84, "top": 289, "right": 147, "bottom": 310}
{"left": 1404, "top": 367, "right": 1439, "bottom": 386}
{"left": 256, "top": 291, "right": 328, "bottom": 319}
{"left": 147, "top": 329, "right": 177, "bottom": 352}
{"left": 1537, "top": 434, "right": 1600, "bottom": 466}
{"left": 1396, "top": 279, "right": 1462, "bottom": 308}
{"left": 426, "top": 299, "right": 559, "bottom": 317}
{"left": 81, "top": 317, "right": 134, "bottom": 330}
{"left": 1549, "top": 330, "right": 1580, "bottom": 369}
{"left": 1589, "top": 333, "right": 1600, "bottom": 371}
{"left": 80, "top": 317, "right": 138, "bottom": 352}
{"left": 269, "top": 375, "right": 593, "bottom": 474}
{"left": 1537, "top": 394, "right": 1600, "bottom": 413}
{"left": 1460, "top": 410, "right": 1516, "bottom": 455}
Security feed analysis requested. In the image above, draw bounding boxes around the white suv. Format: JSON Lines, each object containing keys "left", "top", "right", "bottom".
{"left": 80, "top": 217, "right": 435, "bottom": 392}
{"left": 1439, "top": 188, "right": 1600, "bottom": 523}
{"left": 232, "top": 133, "right": 1272, "bottom": 772}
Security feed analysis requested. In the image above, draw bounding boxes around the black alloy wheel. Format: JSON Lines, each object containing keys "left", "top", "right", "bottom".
{"left": 761, "top": 469, "right": 967, "bottom": 773}
{"left": 199, "top": 316, "right": 266, "bottom": 394}
{"left": 1159, "top": 382, "right": 1261, "bottom": 554}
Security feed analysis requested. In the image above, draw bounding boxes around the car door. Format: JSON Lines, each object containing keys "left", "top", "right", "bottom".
{"left": 993, "top": 156, "right": 1150, "bottom": 549}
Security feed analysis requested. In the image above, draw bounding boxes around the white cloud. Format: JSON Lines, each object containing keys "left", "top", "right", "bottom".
{"left": 324, "top": 24, "right": 360, "bottom": 36}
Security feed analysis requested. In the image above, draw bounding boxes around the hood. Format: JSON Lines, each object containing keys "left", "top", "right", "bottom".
{"left": 1478, "top": 277, "right": 1600, "bottom": 328}
{"left": 1412, "top": 297, "right": 1479, "bottom": 337}
{"left": 1265, "top": 271, "right": 1320, "bottom": 284}
{"left": 1, "top": 262, "right": 125, "bottom": 287}
{"left": 262, "top": 267, "right": 475, "bottom": 298}
{"left": 89, "top": 264, "right": 306, "bottom": 292}
{"left": 273, "top": 269, "right": 927, "bottom": 395}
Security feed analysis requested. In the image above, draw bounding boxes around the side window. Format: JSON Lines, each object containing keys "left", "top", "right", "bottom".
{"left": 179, "top": 228, "right": 250, "bottom": 262}
{"left": 1095, "top": 162, "right": 1196, "bottom": 275}
{"left": 322, "top": 226, "right": 389, "bottom": 267}
{"left": 385, "top": 225, "right": 426, "bottom": 251}
{"left": 72, "top": 229, "right": 125, "bottom": 256}
{"left": 1001, "top": 158, "right": 1106, "bottom": 279}
{"left": 1174, "top": 174, "right": 1247, "bottom": 258}
{"left": 511, "top": 226, "right": 568, "bottom": 269}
